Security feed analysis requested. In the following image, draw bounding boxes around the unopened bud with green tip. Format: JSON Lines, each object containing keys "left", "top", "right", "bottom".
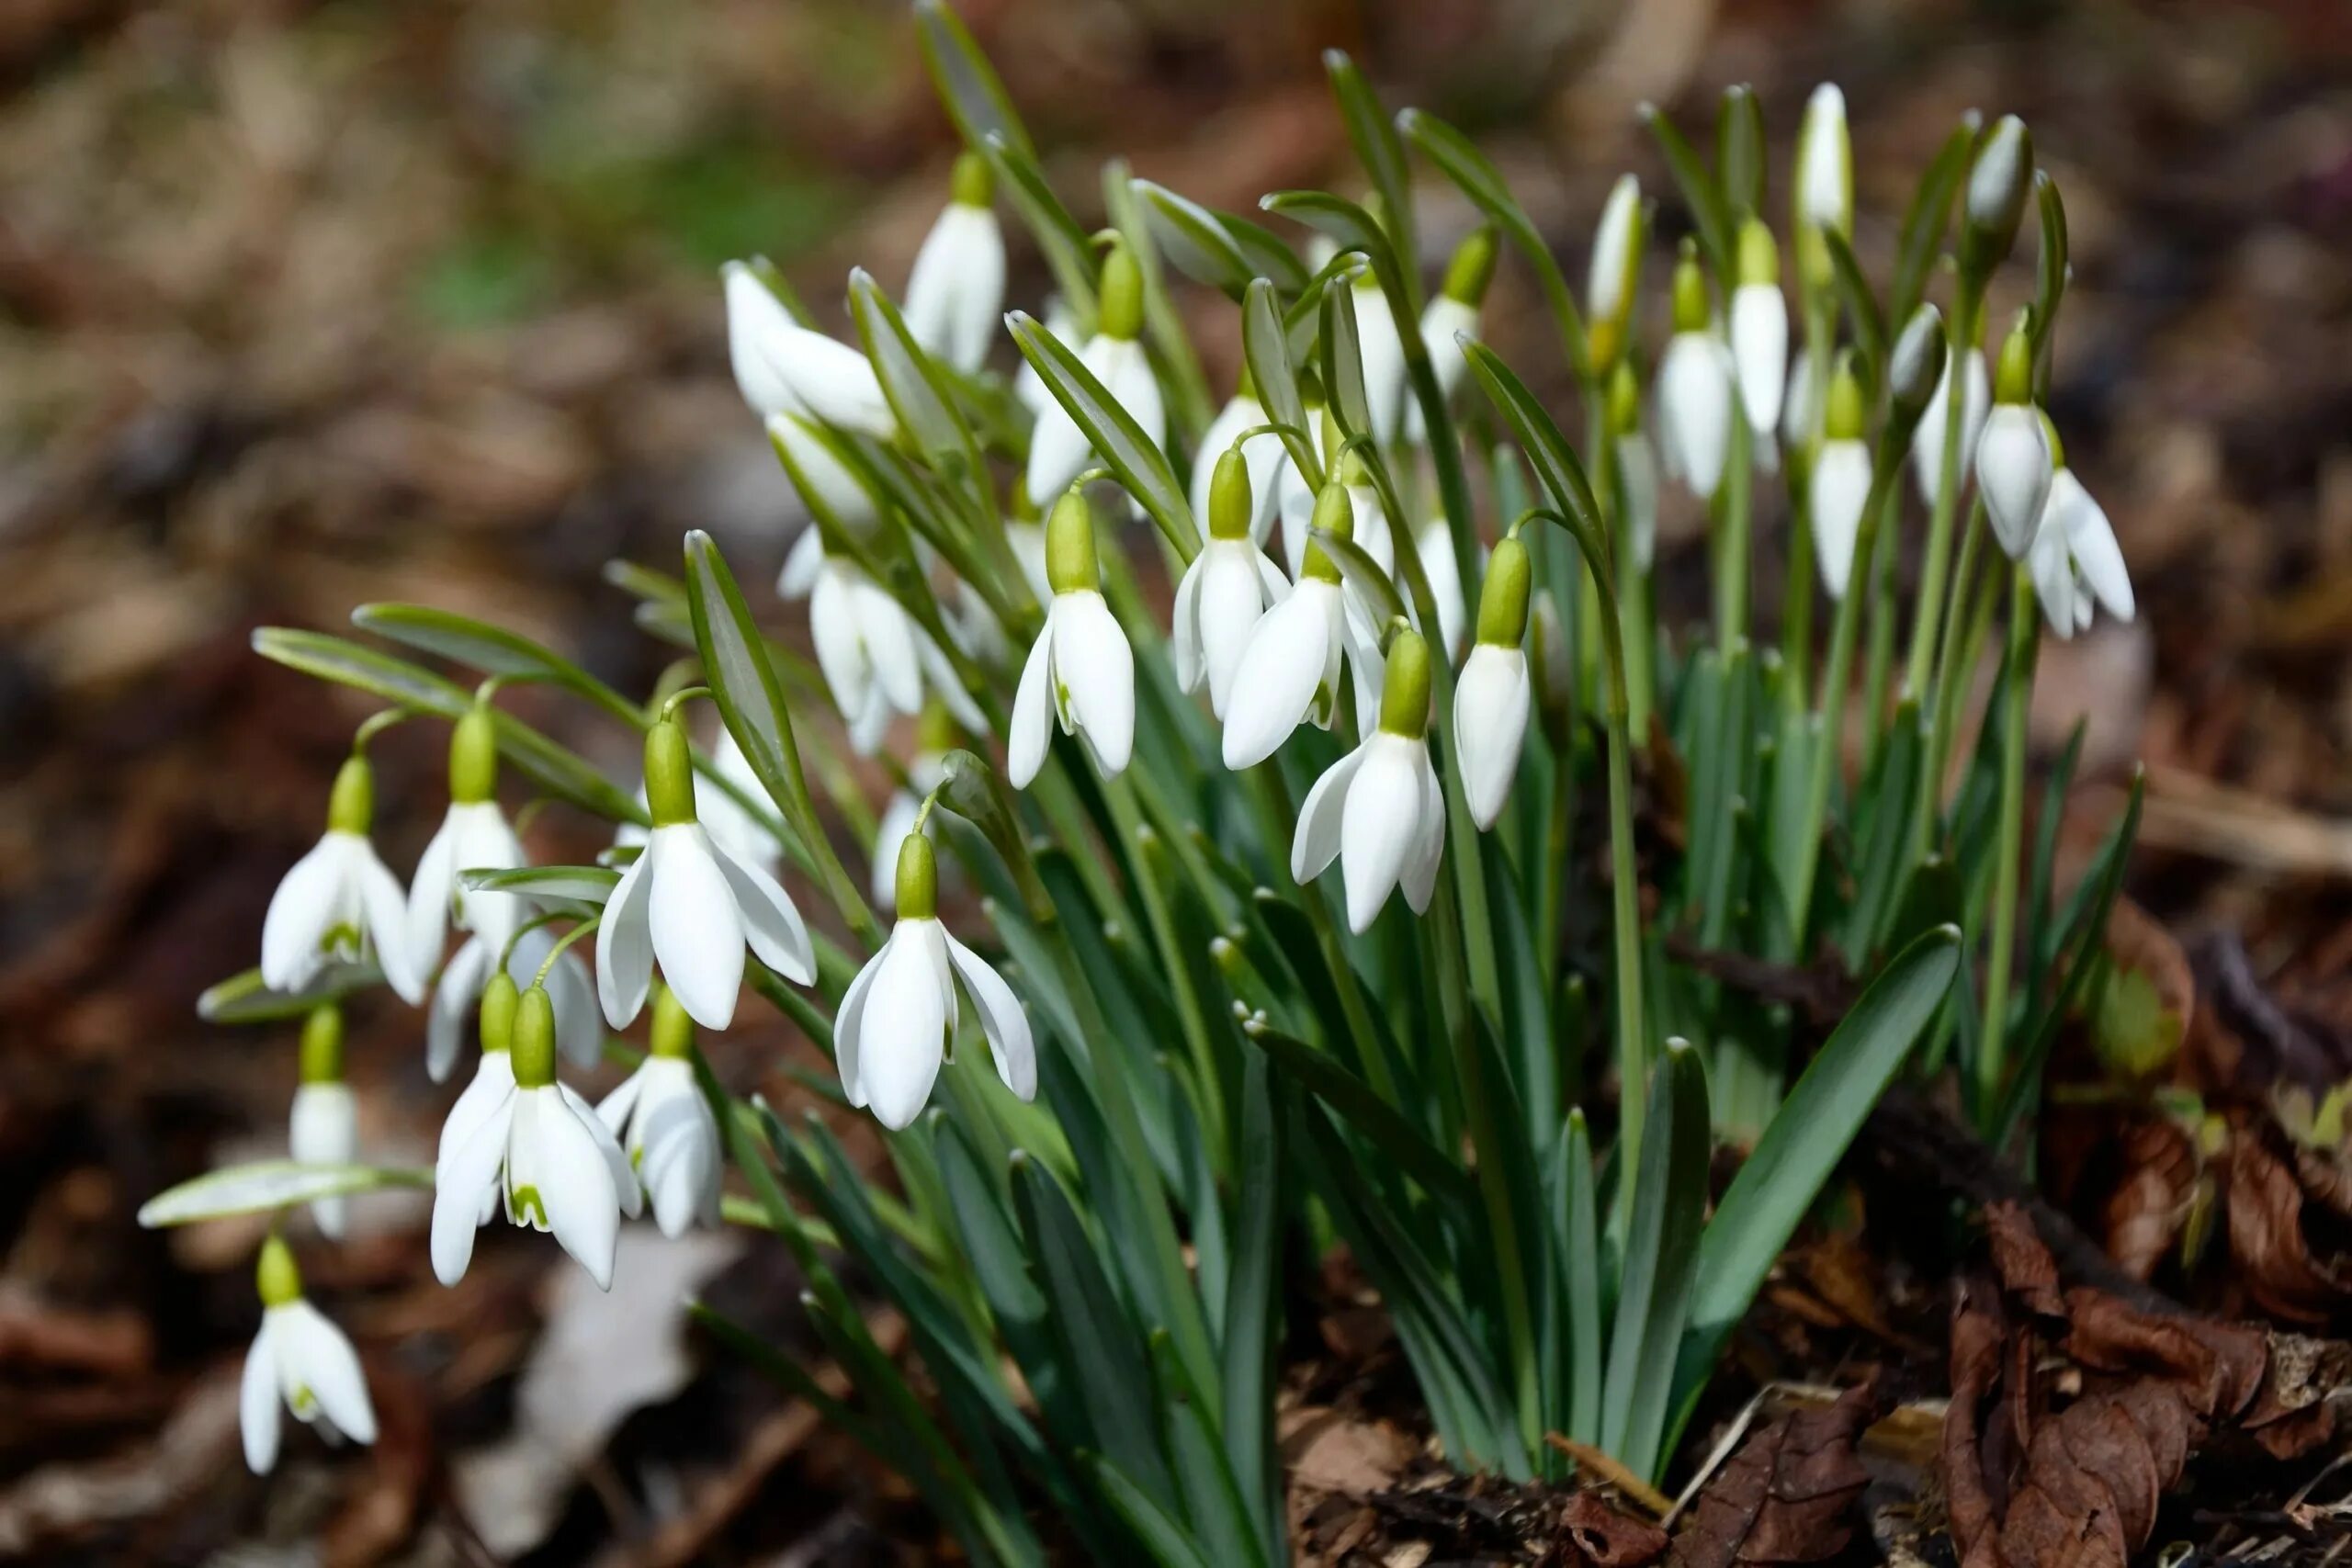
{"left": 1586, "top": 174, "right": 1645, "bottom": 377}
{"left": 1301, "top": 480, "right": 1353, "bottom": 585}
{"left": 1962, "top": 116, "right": 2033, "bottom": 282}
{"left": 256, "top": 1233, "right": 303, "bottom": 1309}
{"left": 1207, "top": 447, "right": 1254, "bottom": 542}
{"left": 1730, "top": 219, "right": 1789, "bottom": 435}
{"left": 479, "top": 968, "right": 518, "bottom": 1055}
{"left": 448, "top": 705, "right": 499, "bottom": 805}
{"left": 1888, "top": 303, "right": 1948, "bottom": 429}
{"left": 1977, "top": 312, "right": 2052, "bottom": 558}
{"left": 1045, "top": 487, "right": 1101, "bottom": 595}
{"left": 1736, "top": 217, "right": 1780, "bottom": 288}
{"left": 510, "top": 985, "right": 558, "bottom": 1089}
{"left": 1793, "top": 83, "right": 1853, "bottom": 290}
{"left": 894, "top": 830, "right": 938, "bottom": 921}
{"left": 1606, "top": 357, "right": 1644, "bottom": 438}
{"left": 643, "top": 717, "right": 698, "bottom": 828}
{"left": 1823, "top": 358, "right": 1866, "bottom": 443}
{"left": 325, "top": 756, "right": 374, "bottom": 836}
{"left": 1377, "top": 628, "right": 1432, "bottom": 739}
{"left": 648, "top": 979, "right": 695, "bottom": 1061}
{"left": 1440, "top": 226, "right": 1498, "bottom": 308}
{"left": 1670, "top": 243, "right": 1711, "bottom": 334}
{"left": 949, "top": 149, "right": 993, "bottom": 209}
{"left": 1809, "top": 354, "right": 1876, "bottom": 600}
{"left": 299, "top": 1004, "right": 345, "bottom": 1085}
{"left": 1993, "top": 317, "right": 2035, "bottom": 406}
{"left": 1475, "top": 536, "right": 1532, "bottom": 649}
{"left": 1097, "top": 238, "right": 1144, "bottom": 343}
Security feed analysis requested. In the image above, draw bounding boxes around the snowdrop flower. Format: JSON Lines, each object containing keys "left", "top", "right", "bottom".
{"left": 242, "top": 1235, "right": 375, "bottom": 1475}
{"left": 873, "top": 705, "right": 956, "bottom": 912}
{"left": 2026, "top": 429, "right": 2134, "bottom": 639}
{"left": 433, "top": 983, "right": 639, "bottom": 1289}
{"left": 1611, "top": 362, "right": 1660, "bottom": 574}
{"left": 1223, "top": 481, "right": 1387, "bottom": 769}
{"left": 1792, "top": 84, "right": 1852, "bottom": 294}
{"left": 1414, "top": 519, "right": 1465, "bottom": 661}
{"left": 837, "top": 833, "right": 1035, "bottom": 1129}
{"left": 428, "top": 920, "right": 598, "bottom": 1083}
{"left": 1977, "top": 322, "right": 2052, "bottom": 558}
{"left": 1348, "top": 265, "right": 1410, "bottom": 446}
{"left": 1173, "top": 448, "right": 1290, "bottom": 717}
{"left": 1809, "top": 359, "right": 1873, "bottom": 600}
{"left": 1729, "top": 219, "right": 1787, "bottom": 444}
{"left": 1586, "top": 174, "right": 1645, "bottom": 378}
{"left": 1657, "top": 246, "right": 1735, "bottom": 502}
{"left": 1404, "top": 227, "right": 1498, "bottom": 445}
{"left": 1910, "top": 347, "right": 1988, "bottom": 506}
{"left": 807, "top": 540, "right": 924, "bottom": 755}
{"left": 1008, "top": 489, "right": 1135, "bottom": 787}
{"left": 903, "top": 152, "right": 1004, "bottom": 376}
{"left": 722, "top": 260, "right": 897, "bottom": 438}
{"left": 1293, "top": 626, "right": 1444, "bottom": 932}
{"left": 1454, "top": 538, "right": 1533, "bottom": 830}
{"left": 596, "top": 983, "right": 721, "bottom": 1237}
{"left": 288, "top": 1006, "right": 356, "bottom": 1238}
{"left": 616, "top": 722, "right": 778, "bottom": 882}
{"left": 439, "top": 971, "right": 520, "bottom": 1226}
{"left": 1961, "top": 115, "right": 2032, "bottom": 281}
{"left": 1189, "top": 375, "right": 1283, "bottom": 547}
{"left": 261, "top": 754, "right": 423, "bottom": 1005}
{"left": 1282, "top": 416, "right": 1393, "bottom": 581}
{"left": 769, "top": 413, "right": 878, "bottom": 545}
{"left": 406, "top": 707, "right": 526, "bottom": 976}
{"left": 1781, "top": 349, "right": 1815, "bottom": 454}
{"left": 599, "top": 716, "right": 816, "bottom": 1031}
{"left": 1024, "top": 239, "right": 1163, "bottom": 504}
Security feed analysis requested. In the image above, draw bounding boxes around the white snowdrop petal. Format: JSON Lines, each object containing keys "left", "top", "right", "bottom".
{"left": 708, "top": 833, "right": 815, "bottom": 985}
{"left": 855, "top": 580, "right": 925, "bottom": 716}
{"left": 354, "top": 843, "right": 424, "bottom": 1004}
{"left": 1659, "top": 333, "right": 1734, "bottom": 501}
{"left": 426, "top": 936, "right": 490, "bottom": 1083}
{"left": 1170, "top": 555, "right": 1207, "bottom": 694}
{"left": 722, "top": 261, "right": 802, "bottom": 417}
{"left": 833, "top": 943, "right": 887, "bottom": 1109}
{"left": 943, "top": 930, "right": 1035, "bottom": 1101}
{"left": 648, "top": 829, "right": 746, "bottom": 1031}
{"left": 430, "top": 1096, "right": 514, "bottom": 1286}
{"left": 283, "top": 1301, "right": 376, "bottom": 1444}
{"left": 1291, "top": 745, "right": 1366, "bottom": 884}
{"left": 1223, "top": 584, "right": 1334, "bottom": 769}
{"left": 1340, "top": 736, "right": 1424, "bottom": 932}
{"left": 1809, "top": 440, "right": 1873, "bottom": 601}
{"left": 242, "top": 1320, "right": 283, "bottom": 1474}
{"left": 560, "top": 1082, "right": 639, "bottom": 1220}
{"left": 1007, "top": 609, "right": 1057, "bottom": 788}
{"left": 1454, "top": 646, "right": 1531, "bottom": 831}
{"left": 1198, "top": 547, "right": 1271, "bottom": 718}
{"left": 595, "top": 1062, "right": 649, "bottom": 1140}
{"left": 533, "top": 1095, "right": 624, "bottom": 1290}
{"left": 1977, "top": 406, "right": 2052, "bottom": 558}
{"left": 1400, "top": 752, "right": 1447, "bottom": 915}
{"left": 777, "top": 525, "right": 825, "bottom": 599}
{"left": 857, "top": 933, "right": 951, "bottom": 1130}
{"left": 871, "top": 791, "right": 922, "bottom": 913}
{"left": 1731, "top": 283, "right": 1788, "bottom": 436}
{"left": 2056, "top": 470, "right": 2134, "bottom": 622}
{"left": 1054, "top": 593, "right": 1135, "bottom": 776}
{"left": 595, "top": 850, "right": 655, "bottom": 1030}
{"left": 259, "top": 838, "right": 346, "bottom": 994}
{"left": 403, "top": 812, "right": 460, "bottom": 984}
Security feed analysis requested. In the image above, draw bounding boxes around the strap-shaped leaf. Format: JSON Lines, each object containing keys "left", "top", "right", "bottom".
{"left": 984, "top": 133, "right": 1100, "bottom": 328}
{"left": 914, "top": 0, "right": 1032, "bottom": 157}
{"left": 1006, "top": 310, "right": 1198, "bottom": 558}
{"left": 1600, "top": 1040, "right": 1712, "bottom": 1482}
{"left": 1135, "top": 178, "right": 1256, "bottom": 301}
{"left": 1892, "top": 115, "right": 1981, "bottom": 324}
{"left": 937, "top": 748, "right": 1053, "bottom": 922}
{"left": 1081, "top": 1454, "right": 1216, "bottom": 1568}
{"left": 1151, "top": 1329, "right": 1268, "bottom": 1568}
{"left": 1311, "top": 525, "right": 1409, "bottom": 634}
{"left": 1323, "top": 51, "right": 1419, "bottom": 314}
{"left": 1460, "top": 344, "right": 1605, "bottom": 544}
{"left": 1715, "top": 84, "right": 1765, "bottom": 220}
{"left": 1822, "top": 229, "right": 1889, "bottom": 394}
{"left": 1397, "top": 107, "right": 1588, "bottom": 376}
{"left": 353, "top": 604, "right": 642, "bottom": 727}
{"left": 848, "top": 267, "right": 978, "bottom": 472}
{"left": 1319, "top": 276, "right": 1372, "bottom": 441}
{"left": 1238, "top": 1017, "right": 1474, "bottom": 1210}
{"left": 1220, "top": 1055, "right": 1287, "bottom": 1560}
{"left": 2029, "top": 171, "right": 2070, "bottom": 397}
{"left": 1242, "top": 278, "right": 1321, "bottom": 491}
{"left": 198, "top": 963, "right": 381, "bottom": 1024}
{"left": 458, "top": 864, "right": 621, "bottom": 904}
{"left": 1103, "top": 158, "right": 1212, "bottom": 437}
{"left": 139, "top": 1161, "right": 430, "bottom": 1228}
{"left": 252, "top": 628, "right": 648, "bottom": 825}
{"left": 1641, "top": 103, "right": 1733, "bottom": 285}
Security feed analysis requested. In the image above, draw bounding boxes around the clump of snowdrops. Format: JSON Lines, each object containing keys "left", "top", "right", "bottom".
{"left": 141, "top": 6, "right": 2144, "bottom": 1560}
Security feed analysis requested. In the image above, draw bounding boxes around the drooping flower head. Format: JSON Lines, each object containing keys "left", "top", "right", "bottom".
{"left": 243, "top": 1235, "right": 376, "bottom": 1475}
{"left": 1172, "top": 446, "right": 1290, "bottom": 718}
{"left": 407, "top": 705, "right": 526, "bottom": 979}
{"left": 288, "top": 1004, "right": 357, "bottom": 1238}
{"left": 261, "top": 752, "right": 423, "bottom": 1005}
{"left": 2025, "top": 418, "right": 2134, "bottom": 639}
{"left": 1292, "top": 626, "right": 1445, "bottom": 932}
{"left": 903, "top": 152, "right": 1005, "bottom": 376}
{"left": 1008, "top": 488, "right": 1136, "bottom": 787}
{"left": 1585, "top": 175, "right": 1645, "bottom": 379}
{"left": 1454, "top": 536, "right": 1534, "bottom": 830}
{"left": 1977, "top": 317, "right": 2052, "bottom": 559}
{"left": 1223, "top": 480, "right": 1386, "bottom": 770}
{"left": 721, "top": 259, "right": 897, "bottom": 438}
{"left": 1609, "top": 359, "right": 1660, "bottom": 575}
{"left": 1809, "top": 356, "right": 1873, "bottom": 601}
{"left": 1189, "top": 367, "right": 1284, "bottom": 548}
{"left": 1025, "top": 238, "right": 1163, "bottom": 504}
{"left": 1657, "top": 243, "right": 1734, "bottom": 502}
{"left": 597, "top": 714, "right": 816, "bottom": 1032}
{"left": 597, "top": 981, "right": 722, "bottom": 1238}
{"left": 1792, "top": 84, "right": 1852, "bottom": 294}
{"left": 1404, "top": 226, "right": 1498, "bottom": 445}
{"left": 1729, "top": 217, "right": 1788, "bottom": 443}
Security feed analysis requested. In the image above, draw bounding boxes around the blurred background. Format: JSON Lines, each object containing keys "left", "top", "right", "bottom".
{"left": 4, "top": 0, "right": 2352, "bottom": 1562}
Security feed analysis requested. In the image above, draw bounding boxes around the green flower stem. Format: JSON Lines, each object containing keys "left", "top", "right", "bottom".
{"left": 1790, "top": 431, "right": 1905, "bottom": 941}
{"left": 1254, "top": 763, "right": 1398, "bottom": 1105}
{"left": 1859, "top": 485, "right": 1902, "bottom": 758}
{"left": 1979, "top": 565, "right": 2039, "bottom": 1114}
{"left": 1715, "top": 409, "right": 1755, "bottom": 649}
{"left": 1903, "top": 286, "right": 1983, "bottom": 695}
{"left": 1781, "top": 295, "right": 1835, "bottom": 699}
{"left": 1914, "top": 493, "right": 1993, "bottom": 863}
{"left": 1100, "top": 772, "right": 1227, "bottom": 1160}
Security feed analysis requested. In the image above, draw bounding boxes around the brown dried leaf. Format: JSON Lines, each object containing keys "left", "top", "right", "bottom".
{"left": 1983, "top": 1201, "right": 2065, "bottom": 1321}
{"left": 1565, "top": 1488, "right": 1670, "bottom": 1568}
{"left": 2101, "top": 1118, "right": 2198, "bottom": 1281}
{"left": 2224, "top": 1122, "right": 2352, "bottom": 1324}
{"left": 1668, "top": 1385, "right": 1874, "bottom": 1568}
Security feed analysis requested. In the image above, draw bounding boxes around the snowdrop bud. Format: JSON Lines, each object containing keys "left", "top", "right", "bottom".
{"left": 643, "top": 716, "right": 698, "bottom": 828}
{"left": 1586, "top": 175, "right": 1644, "bottom": 376}
{"left": 298, "top": 1001, "right": 344, "bottom": 1086}
{"left": 1378, "top": 627, "right": 1432, "bottom": 739}
{"left": 1977, "top": 321, "right": 2051, "bottom": 558}
{"left": 1475, "top": 535, "right": 1532, "bottom": 649}
{"left": 1657, "top": 243, "right": 1734, "bottom": 501}
{"left": 1441, "top": 226, "right": 1498, "bottom": 309}
{"left": 895, "top": 829, "right": 938, "bottom": 921}
{"left": 1009, "top": 489, "right": 1136, "bottom": 786}
{"left": 1809, "top": 361, "right": 1872, "bottom": 601}
{"left": 904, "top": 152, "right": 1004, "bottom": 375}
{"left": 448, "top": 706, "right": 497, "bottom": 804}
{"left": 290, "top": 1006, "right": 356, "bottom": 1236}
{"left": 1729, "top": 219, "right": 1787, "bottom": 438}
{"left": 1795, "top": 85, "right": 1853, "bottom": 237}
{"left": 1887, "top": 303, "right": 1948, "bottom": 429}
{"left": 1456, "top": 540, "right": 1534, "bottom": 831}
{"left": 1962, "top": 116, "right": 2033, "bottom": 282}
{"left": 1098, "top": 237, "right": 1144, "bottom": 343}
{"left": 480, "top": 967, "right": 518, "bottom": 1055}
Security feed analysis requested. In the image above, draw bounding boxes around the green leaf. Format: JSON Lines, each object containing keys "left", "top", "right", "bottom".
{"left": 681, "top": 530, "right": 808, "bottom": 835}
{"left": 251, "top": 628, "right": 648, "bottom": 825}
{"left": 1238, "top": 1018, "right": 1476, "bottom": 1213}
{"left": 1219, "top": 1055, "right": 1287, "bottom": 1560}
{"left": 1080, "top": 1454, "right": 1216, "bottom": 1568}
{"left": 1461, "top": 344, "right": 1605, "bottom": 542}
{"left": 2029, "top": 171, "right": 2069, "bottom": 397}
{"left": 1151, "top": 1329, "right": 1268, "bottom": 1568}
{"left": 1007, "top": 311, "right": 1198, "bottom": 558}
{"left": 138, "top": 1161, "right": 430, "bottom": 1227}
{"left": 1600, "top": 1040, "right": 1711, "bottom": 1482}
{"left": 1134, "top": 178, "right": 1257, "bottom": 301}
{"left": 915, "top": 0, "right": 1033, "bottom": 157}
{"left": 1892, "top": 116, "right": 1979, "bottom": 324}
{"left": 1557, "top": 1111, "right": 1604, "bottom": 1446}
{"left": 1641, "top": 104, "right": 1733, "bottom": 283}
{"left": 1104, "top": 159, "right": 1213, "bottom": 438}
{"left": 457, "top": 863, "right": 621, "bottom": 904}
{"left": 1311, "top": 525, "right": 1409, "bottom": 633}
{"left": 1822, "top": 229, "right": 1888, "bottom": 391}
{"left": 1669, "top": 925, "right": 1960, "bottom": 1432}
{"left": 350, "top": 604, "right": 640, "bottom": 728}
{"left": 1010, "top": 1153, "right": 1176, "bottom": 1504}
{"left": 985, "top": 134, "right": 1100, "bottom": 328}
{"left": 198, "top": 964, "right": 382, "bottom": 1024}
{"left": 848, "top": 266, "right": 978, "bottom": 471}
{"left": 1323, "top": 51, "right": 1419, "bottom": 314}
{"left": 1319, "top": 276, "right": 1373, "bottom": 441}
{"left": 1715, "top": 84, "right": 1765, "bottom": 220}
{"left": 938, "top": 749, "right": 1054, "bottom": 922}
{"left": 1242, "top": 277, "right": 1321, "bottom": 491}
{"left": 1396, "top": 107, "right": 1587, "bottom": 376}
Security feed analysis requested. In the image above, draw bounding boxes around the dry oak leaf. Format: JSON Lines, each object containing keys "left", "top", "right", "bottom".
{"left": 2225, "top": 1121, "right": 2351, "bottom": 1325}
{"left": 1559, "top": 1488, "right": 1670, "bottom": 1568}
{"left": 1668, "top": 1384, "right": 1875, "bottom": 1568}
